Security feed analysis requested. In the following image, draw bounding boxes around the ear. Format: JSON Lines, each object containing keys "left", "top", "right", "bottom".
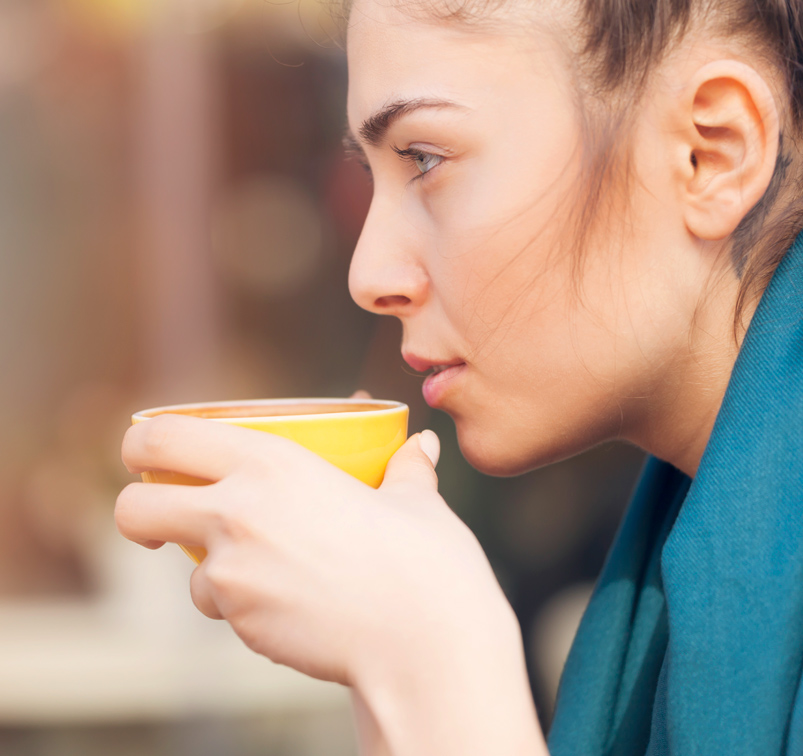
{"left": 676, "top": 60, "right": 780, "bottom": 241}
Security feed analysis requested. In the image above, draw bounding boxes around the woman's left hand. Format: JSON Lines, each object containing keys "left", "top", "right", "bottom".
{"left": 115, "top": 415, "right": 512, "bottom": 688}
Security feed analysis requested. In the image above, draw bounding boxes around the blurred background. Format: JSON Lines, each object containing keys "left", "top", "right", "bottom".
{"left": 0, "top": 0, "right": 645, "bottom": 752}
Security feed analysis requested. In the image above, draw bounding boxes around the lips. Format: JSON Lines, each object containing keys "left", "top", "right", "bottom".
{"left": 403, "top": 353, "right": 465, "bottom": 374}
{"left": 403, "top": 352, "right": 467, "bottom": 407}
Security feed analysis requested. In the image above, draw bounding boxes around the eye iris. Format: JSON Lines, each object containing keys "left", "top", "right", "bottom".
{"left": 414, "top": 153, "right": 441, "bottom": 174}
{"left": 414, "top": 154, "right": 432, "bottom": 173}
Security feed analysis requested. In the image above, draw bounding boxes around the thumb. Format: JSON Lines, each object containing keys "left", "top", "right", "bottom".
{"left": 380, "top": 430, "right": 440, "bottom": 494}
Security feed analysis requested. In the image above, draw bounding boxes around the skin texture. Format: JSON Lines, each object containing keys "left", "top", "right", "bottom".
{"left": 347, "top": 2, "right": 779, "bottom": 478}
{"left": 116, "top": 2, "right": 783, "bottom": 754}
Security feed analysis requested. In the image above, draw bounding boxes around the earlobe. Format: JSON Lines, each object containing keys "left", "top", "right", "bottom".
{"left": 681, "top": 60, "right": 780, "bottom": 241}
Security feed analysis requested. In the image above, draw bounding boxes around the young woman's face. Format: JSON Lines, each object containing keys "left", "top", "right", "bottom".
{"left": 346, "top": 0, "right": 706, "bottom": 475}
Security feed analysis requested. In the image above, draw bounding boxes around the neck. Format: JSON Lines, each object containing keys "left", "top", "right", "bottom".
{"left": 626, "top": 277, "right": 752, "bottom": 479}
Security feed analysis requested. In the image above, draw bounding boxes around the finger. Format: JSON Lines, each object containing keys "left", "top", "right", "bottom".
{"left": 350, "top": 390, "right": 373, "bottom": 400}
{"left": 115, "top": 481, "right": 211, "bottom": 548}
{"left": 380, "top": 431, "right": 440, "bottom": 495}
{"left": 190, "top": 562, "right": 224, "bottom": 620}
{"left": 123, "top": 414, "right": 274, "bottom": 481}
{"left": 418, "top": 429, "right": 440, "bottom": 467}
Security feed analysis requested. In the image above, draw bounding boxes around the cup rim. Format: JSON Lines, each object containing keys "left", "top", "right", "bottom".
{"left": 132, "top": 397, "right": 408, "bottom": 423}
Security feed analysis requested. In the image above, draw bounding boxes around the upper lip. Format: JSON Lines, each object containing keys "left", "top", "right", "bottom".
{"left": 403, "top": 353, "right": 465, "bottom": 373}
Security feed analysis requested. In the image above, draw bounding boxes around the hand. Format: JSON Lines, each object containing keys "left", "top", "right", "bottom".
{"left": 115, "top": 415, "right": 512, "bottom": 688}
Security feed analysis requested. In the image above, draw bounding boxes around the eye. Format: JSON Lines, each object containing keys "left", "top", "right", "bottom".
{"left": 412, "top": 150, "right": 443, "bottom": 175}
{"left": 392, "top": 145, "right": 445, "bottom": 177}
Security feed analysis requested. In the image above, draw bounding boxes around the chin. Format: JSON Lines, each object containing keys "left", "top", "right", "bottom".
{"left": 453, "top": 414, "right": 588, "bottom": 477}
{"left": 454, "top": 423, "right": 543, "bottom": 477}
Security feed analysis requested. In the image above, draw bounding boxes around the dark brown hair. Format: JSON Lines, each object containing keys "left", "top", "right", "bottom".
{"left": 578, "top": 0, "right": 803, "bottom": 329}
{"left": 338, "top": 0, "right": 803, "bottom": 331}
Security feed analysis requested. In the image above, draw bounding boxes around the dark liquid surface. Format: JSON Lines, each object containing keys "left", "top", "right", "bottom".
{"left": 144, "top": 402, "right": 394, "bottom": 419}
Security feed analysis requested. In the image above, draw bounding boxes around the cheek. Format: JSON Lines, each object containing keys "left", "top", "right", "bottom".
{"left": 431, "top": 152, "right": 579, "bottom": 247}
{"left": 440, "top": 250, "right": 633, "bottom": 473}
{"left": 425, "top": 153, "right": 583, "bottom": 339}
{"left": 431, "top": 191, "right": 576, "bottom": 359}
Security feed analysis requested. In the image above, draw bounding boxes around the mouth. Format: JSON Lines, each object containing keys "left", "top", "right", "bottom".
{"left": 403, "top": 353, "right": 467, "bottom": 407}
{"left": 403, "top": 353, "right": 465, "bottom": 374}
{"left": 430, "top": 363, "right": 460, "bottom": 376}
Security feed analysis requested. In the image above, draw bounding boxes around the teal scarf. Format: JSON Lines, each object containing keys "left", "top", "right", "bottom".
{"left": 548, "top": 232, "right": 803, "bottom": 756}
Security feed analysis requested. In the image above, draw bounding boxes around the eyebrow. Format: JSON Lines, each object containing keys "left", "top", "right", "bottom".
{"left": 343, "top": 97, "right": 467, "bottom": 157}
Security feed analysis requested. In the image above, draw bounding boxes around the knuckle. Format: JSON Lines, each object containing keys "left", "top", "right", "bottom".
{"left": 243, "top": 434, "right": 291, "bottom": 474}
{"left": 204, "top": 478, "right": 267, "bottom": 540}
{"left": 204, "top": 555, "right": 240, "bottom": 595}
{"left": 206, "top": 497, "right": 250, "bottom": 543}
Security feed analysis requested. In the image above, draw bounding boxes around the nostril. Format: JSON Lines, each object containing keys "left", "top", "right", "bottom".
{"left": 375, "top": 295, "right": 412, "bottom": 309}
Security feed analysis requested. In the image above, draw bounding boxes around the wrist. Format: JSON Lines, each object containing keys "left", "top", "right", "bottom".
{"left": 351, "top": 688, "right": 393, "bottom": 756}
{"left": 353, "top": 601, "right": 547, "bottom": 756}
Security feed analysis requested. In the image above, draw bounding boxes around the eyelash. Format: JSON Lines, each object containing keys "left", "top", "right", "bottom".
{"left": 391, "top": 145, "right": 444, "bottom": 181}
{"left": 342, "top": 144, "right": 444, "bottom": 185}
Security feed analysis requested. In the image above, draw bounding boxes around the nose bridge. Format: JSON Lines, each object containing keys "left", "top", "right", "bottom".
{"left": 348, "top": 194, "right": 429, "bottom": 315}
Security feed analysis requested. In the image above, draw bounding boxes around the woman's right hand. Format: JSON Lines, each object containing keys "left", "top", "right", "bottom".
{"left": 117, "top": 390, "right": 539, "bottom": 755}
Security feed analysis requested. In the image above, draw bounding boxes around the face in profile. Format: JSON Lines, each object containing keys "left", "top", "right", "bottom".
{"left": 345, "top": 0, "right": 728, "bottom": 475}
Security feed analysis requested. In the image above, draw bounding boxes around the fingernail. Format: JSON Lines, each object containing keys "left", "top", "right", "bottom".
{"left": 418, "top": 430, "right": 440, "bottom": 468}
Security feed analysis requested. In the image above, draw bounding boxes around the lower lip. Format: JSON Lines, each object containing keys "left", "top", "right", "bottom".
{"left": 422, "top": 363, "right": 466, "bottom": 407}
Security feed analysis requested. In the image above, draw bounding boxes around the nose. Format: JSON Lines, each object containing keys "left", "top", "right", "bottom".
{"left": 348, "top": 196, "right": 429, "bottom": 317}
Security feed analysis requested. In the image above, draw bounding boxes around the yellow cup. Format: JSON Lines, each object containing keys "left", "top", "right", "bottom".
{"left": 132, "top": 398, "right": 409, "bottom": 563}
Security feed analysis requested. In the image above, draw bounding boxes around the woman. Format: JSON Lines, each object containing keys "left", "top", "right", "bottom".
{"left": 116, "top": 0, "right": 803, "bottom": 753}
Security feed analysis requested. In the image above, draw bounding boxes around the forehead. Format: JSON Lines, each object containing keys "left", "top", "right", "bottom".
{"left": 345, "top": 0, "right": 563, "bottom": 128}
